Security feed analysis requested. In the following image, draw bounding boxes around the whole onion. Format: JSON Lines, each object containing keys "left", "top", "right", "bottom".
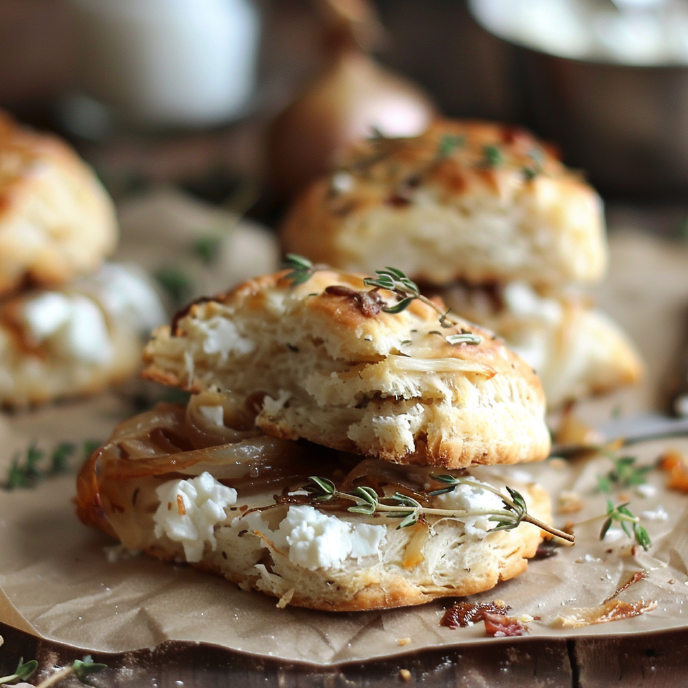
{"left": 267, "top": 1, "right": 437, "bottom": 199}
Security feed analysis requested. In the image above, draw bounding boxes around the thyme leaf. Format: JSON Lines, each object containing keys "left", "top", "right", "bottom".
{"left": 600, "top": 500, "right": 651, "bottom": 551}
{"left": 0, "top": 658, "right": 38, "bottom": 685}
{"left": 437, "top": 134, "right": 466, "bottom": 159}
{"left": 154, "top": 267, "right": 194, "bottom": 308}
{"left": 482, "top": 144, "right": 503, "bottom": 168}
{"left": 191, "top": 235, "right": 222, "bottom": 265}
{"left": 282, "top": 254, "right": 317, "bottom": 286}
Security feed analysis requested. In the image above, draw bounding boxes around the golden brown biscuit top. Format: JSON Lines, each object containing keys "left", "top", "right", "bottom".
{"left": 327, "top": 119, "right": 581, "bottom": 207}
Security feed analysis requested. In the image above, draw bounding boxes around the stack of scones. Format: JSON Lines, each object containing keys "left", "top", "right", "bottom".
{"left": 0, "top": 113, "right": 165, "bottom": 406}
{"left": 76, "top": 262, "right": 571, "bottom": 611}
{"left": 281, "top": 120, "right": 642, "bottom": 407}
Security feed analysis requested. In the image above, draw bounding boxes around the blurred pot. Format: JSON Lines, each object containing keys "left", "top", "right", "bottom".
{"left": 470, "top": 0, "right": 688, "bottom": 197}
{"left": 515, "top": 49, "right": 688, "bottom": 197}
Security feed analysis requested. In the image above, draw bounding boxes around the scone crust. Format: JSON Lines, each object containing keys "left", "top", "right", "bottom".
{"left": 281, "top": 119, "right": 607, "bottom": 288}
{"left": 142, "top": 269, "right": 550, "bottom": 468}
{"left": 0, "top": 112, "right": 117, "bottom": 295}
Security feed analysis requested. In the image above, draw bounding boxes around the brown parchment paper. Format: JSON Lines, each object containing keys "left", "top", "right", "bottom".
{"left": 2, "top": 208, "right": 688, "bottom": 664}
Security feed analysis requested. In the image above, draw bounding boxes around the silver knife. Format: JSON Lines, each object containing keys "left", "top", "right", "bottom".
{"left": 552, "top": 412, "right": 688, "bottom": 457}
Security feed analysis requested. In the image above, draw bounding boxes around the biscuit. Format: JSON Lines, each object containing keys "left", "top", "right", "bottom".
{"left": 281, "top": 120, "right": 606, "bottom": 288}
{"left": 76, "top": 396, "right": 551, "bottom": 611}
{"left": 142, "top": 269, "right": 550, "bottom": 468}
{"left": 0, "top": 263, "right": 165, "bottom": 407}
{"left": 436, "top": 282, "right": 643, "bottom": 408}
{"left": 0, "top": 112, "right": 117, "bottom": 295}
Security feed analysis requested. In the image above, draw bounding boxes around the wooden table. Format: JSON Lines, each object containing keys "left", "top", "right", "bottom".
{"left": 2, "top": 621, "right": 686, "bottom": 686}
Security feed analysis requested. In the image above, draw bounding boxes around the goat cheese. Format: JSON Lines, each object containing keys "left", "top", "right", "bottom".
{"left": 240, "top": 505, "right": 386, "bottom": 571}
{"left": 153, "top": 472, "right": 237, "bottom": 562}
{"left": 24, "top": 293, "right": 112, "bottom": 363}
{"left": 432, "top": 480, "right": 505, "bottom": 538}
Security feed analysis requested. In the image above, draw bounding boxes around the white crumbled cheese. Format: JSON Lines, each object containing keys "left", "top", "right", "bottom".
{"left": 84, "top": 263, "right": 167, "bottom": 333}
{"left": 502, "top": 282, "right": 562, "bottom": 325}
{"left": 197, "top": 316, "right": 255, "bottom": 358}
{"left": 636, "top": 484, "right": 657, "bottom": 498}
{"left": 602, "top": 527, "right": 624, "bottom": 542}
{"left": 153, "top": 472, "right": 237, "bottom": 562}
{"left": 575, "top": 553, "right": 602, "bottom": 563}
{"left": 331, "top": 171, "right": 355, "bottom": 193}
{"left": 239, "top": 505, "right": 386, "bottom": 571}
{"left": 199, "top": 405, "right": 224, "bottom": 426}
{"left": 23, "top": 293, "right": 112, "bottom": 363}
{"left": 432, "top": 480, "right": 505, "bottom": 538}
{"left": 23, "top": 293, "right": 72, "bottom": 339}
{"left": 641, "top": 506, "right": 669, "bottom": 522}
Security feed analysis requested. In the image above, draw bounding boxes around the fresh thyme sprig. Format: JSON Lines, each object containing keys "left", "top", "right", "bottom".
{"left": 0, "top": 658, "right": 37, "bottom": 685}
{"left": 305, "top": 475, "right": 574, "bottom": 542}
{"left": 600, "top": 500, "right": 651, "bottom": 551}
{"left": 3, "top": 440, "right": 99, "bottom": 490}
{"left": 596, "top": 453, "right": 651, "bottom": 494}
{"left": 363, "top": 267, "right": 463, "bottom": 330}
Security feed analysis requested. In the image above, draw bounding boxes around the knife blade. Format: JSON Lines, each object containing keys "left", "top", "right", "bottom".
{"left": 551, "top": 412, "right": 688, "bottom": 457}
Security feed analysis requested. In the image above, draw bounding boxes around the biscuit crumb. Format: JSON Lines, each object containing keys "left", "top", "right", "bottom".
{"left": 397, "top": 637, "right": 411, "bottom": 646}
{"left": 399, "top": 669, "right": 412, "bottom": 682}
{"left": 558, "top": 490, "right": 585, "bottom": 514}
{"left": 276, "top": 588, "right": 295, "bottom": 608}
{"left": 493, "top": 599, "right": 507, "bottom": 608}
{"left": 668, "top": 578, "right": 676, "bottom": 585}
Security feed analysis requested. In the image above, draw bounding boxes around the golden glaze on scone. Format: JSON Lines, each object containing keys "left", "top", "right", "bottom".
{"left": 281, "top": 119, "right": 607, "bottom": 288}
{"left": 142, "top": 269, "right": 550, "bottom": 468}
{"left": 0, "top": 112, "right": 117, "bottom": 295}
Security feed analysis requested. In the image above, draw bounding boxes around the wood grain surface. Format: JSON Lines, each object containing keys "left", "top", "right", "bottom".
{"left": 2, "top": 621, "right": 686, "bottom": 687}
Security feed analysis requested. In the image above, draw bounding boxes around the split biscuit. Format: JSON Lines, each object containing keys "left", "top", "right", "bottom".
{"left": 142, "top": 269, "right": 550, "bottom": 468}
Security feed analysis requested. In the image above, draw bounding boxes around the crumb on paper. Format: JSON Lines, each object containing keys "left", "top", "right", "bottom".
{"left": 548, "top": 458, "right": 568, "bottom": 470}
{"left": 399, "top": 668, "right": 411, "bottom": 682}
{"left": 669, "top": 578, "right": 676, "bottom": 585}
{"left": 397, "top": 638, "right": 411, "bottom": 647}
{"left": 518, "top": 614, "right": 534, "bottom": 623}
{"left": 641, "top": 506, "right": 669, "bottom": 522}
{"left": 636, "top": 484, "right": 657, "bottom": 498}
{"left": 276, "top": 588, "right": 295, "bottom": 609}
{"left": 558, "top": 490, "right": 585, "bottom": 514}
{"left": 575, "top": 554, "right": 602, "bottom": 564}
{"left": 104, "top": 544, "right": 141, "bottom": 563}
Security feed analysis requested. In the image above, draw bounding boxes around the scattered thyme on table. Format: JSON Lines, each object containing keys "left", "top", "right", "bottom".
{"left": 282, "top": 255, "right": 482, "bottom": 344}
{"left": 600, "top": 501, "right": 652, "bottom": 551}
{"left": 596, "top": 452, "right": 652, "bottom": 495}
{"left": 305, "top": 475, "right": 574, "bottom": 543}
{"left": 2, "top": 440, "right": 101, "bottom": 491}
{"left": 0, "top": 655, "right": 107, "bottom": 688}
